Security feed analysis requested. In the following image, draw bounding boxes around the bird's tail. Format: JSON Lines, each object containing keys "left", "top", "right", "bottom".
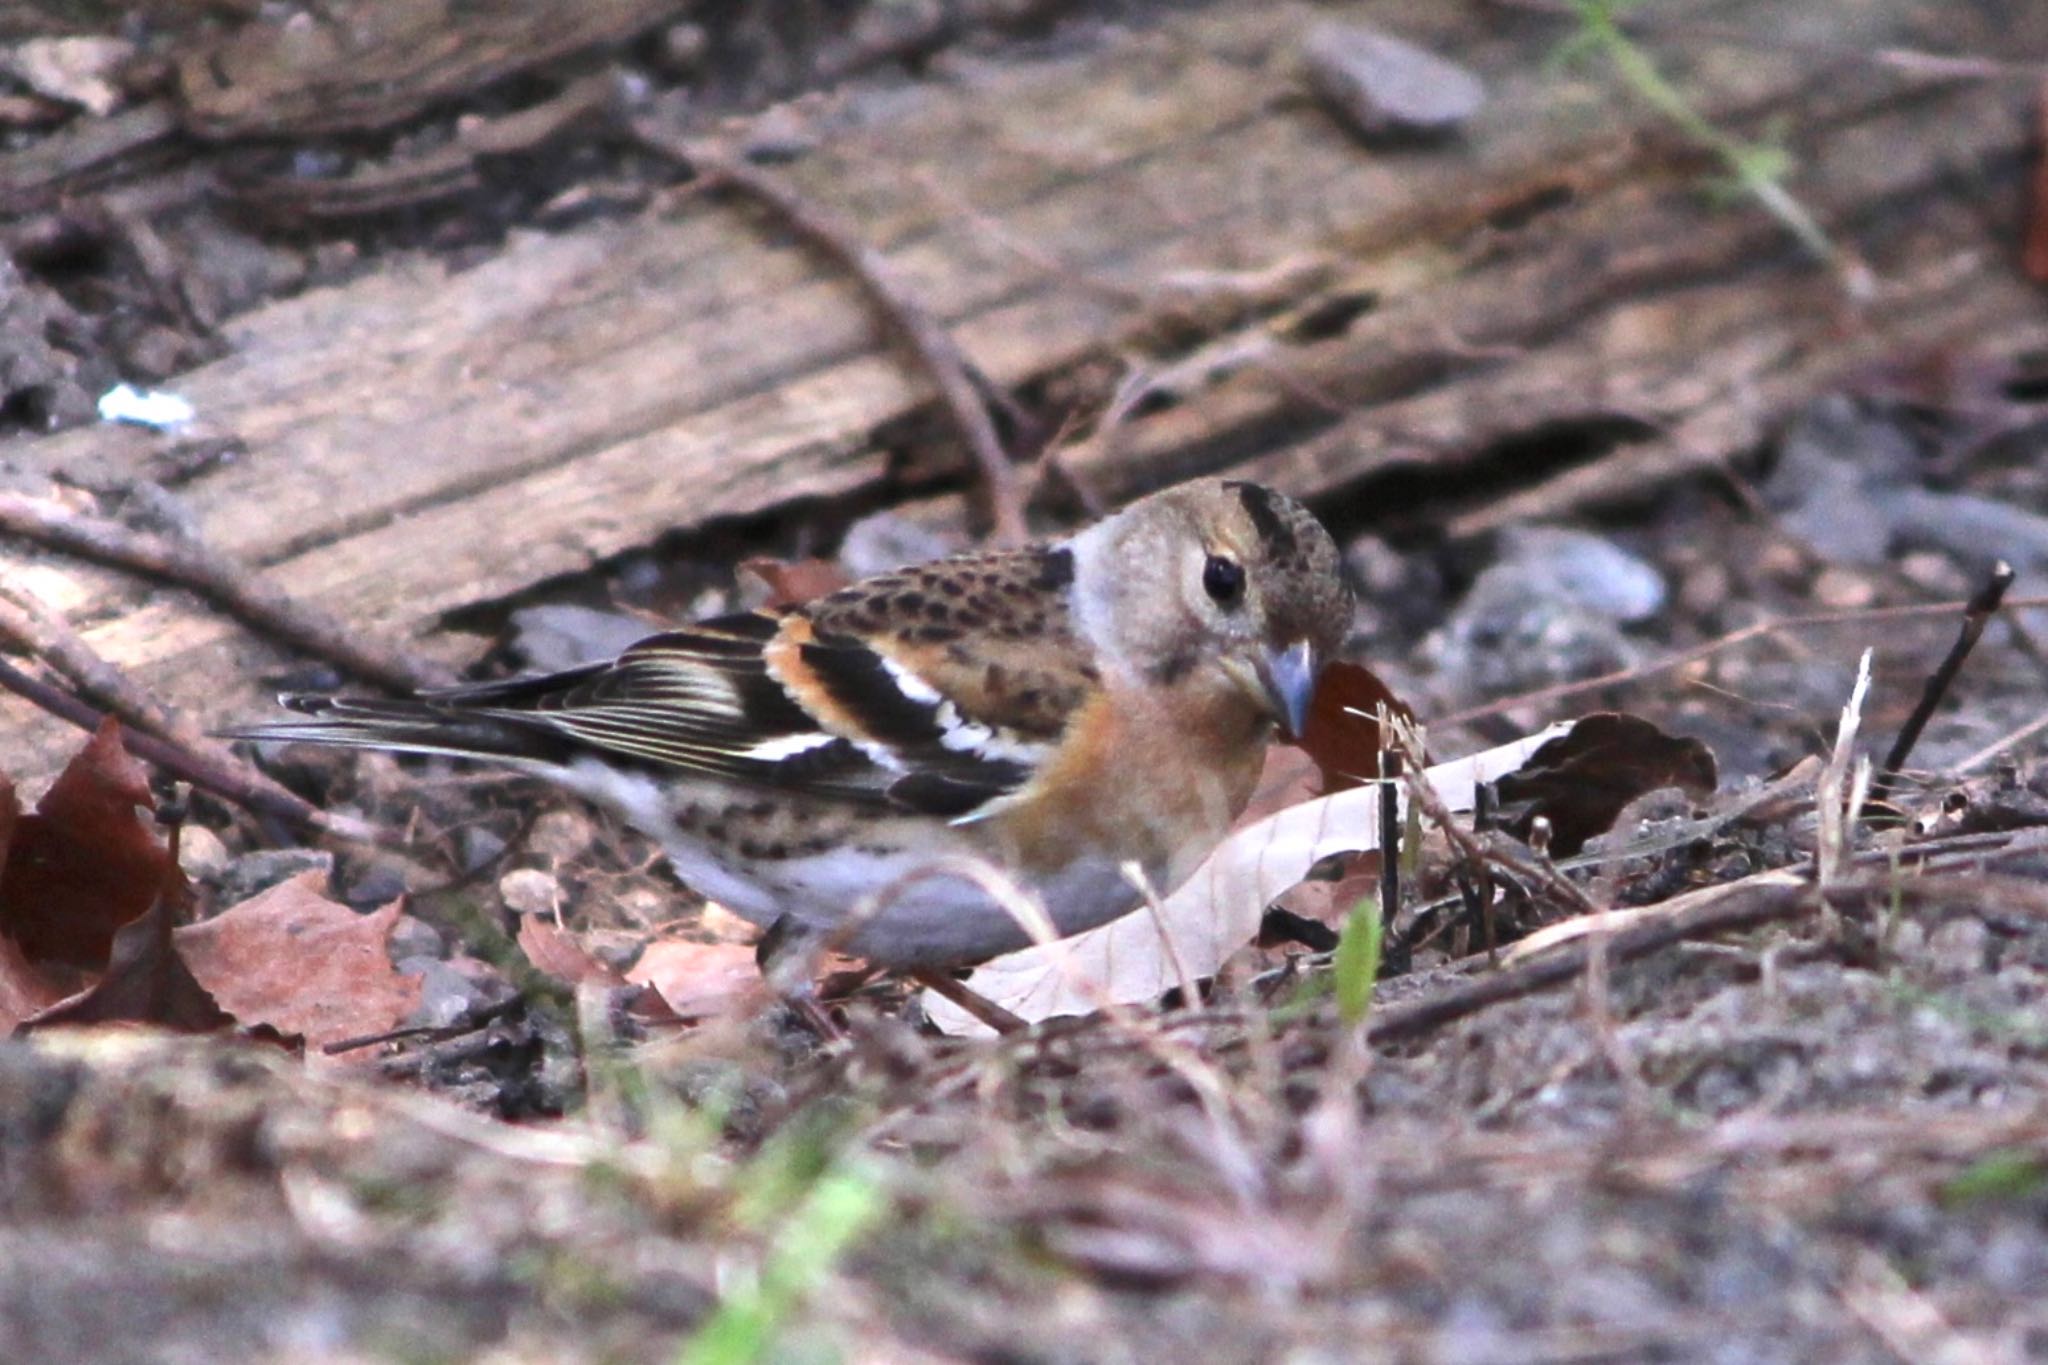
{"left": 221, "top": 692, "right": 577, "bottom": 768}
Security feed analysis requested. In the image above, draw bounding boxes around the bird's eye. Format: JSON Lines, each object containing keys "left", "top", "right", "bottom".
{"left": 1202, "top": 554, "right": 1246, "bottom": 607}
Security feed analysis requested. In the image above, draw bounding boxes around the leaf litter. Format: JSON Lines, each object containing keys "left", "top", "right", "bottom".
{"left": 7, "top": 518, "right": 2048, "bottom": 1360}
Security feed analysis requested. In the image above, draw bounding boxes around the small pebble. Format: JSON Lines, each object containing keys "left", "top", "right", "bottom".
{"left": 838, "top": 509, "right": 966, "bottom": 580}
{"left": 499, "top": 867, "right": 561, "bottom": 917}
{"left": 386, "top": 914, "right": 446, "bottom": 964}
{"left": 1896, "top": 550, "right": 1969, "bottom": 596}
{"left": 657, "top": 22, "right": 708, "bottom": 73}
{"left": 398, "top": 957, "right": 492, "bottom": 1030}
{"left": 1303, "top": 22, "right": 1486, "bottom": 143}
{"left": 1811, "top": 565, "right": 1876, "bottom": 610}
{"left": 507, "top": 604, "right": 650, "bottom": 673}
{"left": 740, "top": 103, "right": 816, "bottom": 163}
{"left": 343, "top": 857, "right": 413, "bottom": 906}
{"left": 1422, "top": 526, "right": 1663, "bottom": 699}
{"left": 1680, "top": 561, "right": 1732, "bottom": 616}
{"left": 1497, "top": 526, "right": 1665, "bottom": 623}
{"left": 217, "top": 848, "right": 334, "bottom": 905}
{"left": 528, "top": 809, "right": 597, "bottom": 865}
{"left": 176, "top": 824, "right": 230, "bottom": 881}
{"left": 457, "top": 826, "right": 508, "bottom": 874}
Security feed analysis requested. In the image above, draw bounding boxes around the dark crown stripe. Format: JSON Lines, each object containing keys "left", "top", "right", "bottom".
{"left": 1224, "top": 480, "right": 1297, "bottom": 558}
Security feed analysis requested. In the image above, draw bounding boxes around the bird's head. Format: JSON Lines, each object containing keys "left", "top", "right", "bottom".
{"left": 1068, "top": 479, "right": 1352, "bottom": 739}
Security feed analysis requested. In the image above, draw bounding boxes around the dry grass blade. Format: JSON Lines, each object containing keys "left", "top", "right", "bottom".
{"left": 1817, "top": 649, "right": 1873, "bottom": 885}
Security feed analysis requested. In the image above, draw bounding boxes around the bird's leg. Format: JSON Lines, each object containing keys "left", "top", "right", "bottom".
{"left": 908, "top": 968, "right": 1026, "bottom": 1034}
{"left": 754, "top": 915, "right": 846, "bottom": 1042}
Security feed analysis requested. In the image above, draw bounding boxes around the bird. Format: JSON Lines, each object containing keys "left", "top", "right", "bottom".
{"left": 232, "top": 479, "right": 1352, "bottom": 976}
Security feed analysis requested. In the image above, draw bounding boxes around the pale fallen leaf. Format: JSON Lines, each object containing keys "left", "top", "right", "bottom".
{"left": 626, "top": 940, "right": 764, "bottom": 1019}
{"left": 175, "top": 871, "right": 422, "bottom": 1050}
{"left": 925, "top": 723, "right": 1573, "bottom": 1035}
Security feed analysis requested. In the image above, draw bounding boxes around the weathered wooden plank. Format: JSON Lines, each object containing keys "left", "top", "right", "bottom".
{"left": 2, "top": 0, "right": 2039, "bottom": 787}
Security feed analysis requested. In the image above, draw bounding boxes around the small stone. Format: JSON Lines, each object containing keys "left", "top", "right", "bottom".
{"left": 506, "top": 604, "right": 650, "bottom": 673}
{"left": 1896, "top": 550, "right": 1969, "bottom": 596}
{"left": 740, "top": 103, "right": 816, "bottom": 163}
{"left": 457, "top": 826, "right": 508, "bottom": 874}
{"left": 1812, "top": 566, "right": 1876, "bottom": 610}
{"left": 1680, "top": 561, "right": 1731, "bottom": 616}
{"left": 343, "top": 858, "right": 412, "bottom": 907}
{"left": 1497, "top": 526, "right": 1665, "bottom": 623}
{"left": 499, "top": 867, "right": 561, "bottom": 916}
{"left": 1343, "top": 534, "right": 1408, "bottom": 598}
{"left": 657, "top": 22, "right": 708, "bottom": 74}
{"left": 217, "top": 848, "right": 334, "bottom": 905}
{"left": 1755, "top": 540, "right": 1808, "bottom": 584}
{"left": 1926, "top": 918, "right": 1989, "bottom": 978}
{"left": 838, "top": 509, "right": 967, "bottom": 580}
{"left": 1421, "top": 527, "right": 1664, "bottom": 700}
{"left": 176, "top": 824, "right": 230, "bottom": 881}
{"left": 1303, "top": 23, "right": 1486, "bottom": 143}
{"left": 528, "top": 809, "right": 597, "bottom": 865}
{"left": 5, "top": 36, "right": 135, "bottom": 117}
{"left": 398, "top": 957, "right": 492, "bottom": 1030}
{"left": 386, "top": 914, "right": 445, "bottom": 964}
{"left": 848, "top": 0, "right": 946, "bottom": 55}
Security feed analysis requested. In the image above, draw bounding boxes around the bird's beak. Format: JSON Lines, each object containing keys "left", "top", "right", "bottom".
{"left": 1254, "top": 638, "right": 1319, "bottom": 741}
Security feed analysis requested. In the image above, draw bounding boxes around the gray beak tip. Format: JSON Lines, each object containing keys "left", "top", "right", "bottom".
{"left": 1259, "top": 639, "right": 1318, "bottom": 740}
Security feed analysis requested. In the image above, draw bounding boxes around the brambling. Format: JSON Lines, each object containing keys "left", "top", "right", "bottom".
{"left": 234, "top": 480, "right": 1351, "bottom": 969}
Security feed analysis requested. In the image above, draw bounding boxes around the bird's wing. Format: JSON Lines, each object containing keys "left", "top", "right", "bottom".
{"left": 243, "top": 545, "right": 1099, "bottom": 821}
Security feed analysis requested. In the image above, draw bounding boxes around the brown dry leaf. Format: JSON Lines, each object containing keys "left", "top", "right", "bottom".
{"left": 1266, "top": 660, "right": 1416, "bottom": 927}
{"left": 927, "top": 722, "right": 1575, "bottom": 1034}
{"left": 23, "top": 874, "right": 228, "bottom": 1035}
{"left": 0, "top": 931, "right": 65, "bottom": 1034}
{"left": 518, "top": 914, "right": 628, "bottom": 989}
{"left": 1295, "top": 660, "right": 1413, "bottom": 793}
{"left": 175, "top": 871, "right": 422, "bottom": 1049}
{"left": 627, "top": 940, "right": 763, "bottom": 1019}
{"left": 737, "top": 556, "right": 852, "bottom": 609}
{"left": 0, "top": 781, "right": 54, "bottom": 1029}
{"left": 0, "top": 719, "right": 172, "bottom": 969}
{"left": 520, "top": 917, "right": 684, "bottom": 1026}
{"left": 1490, "top": 712, "right": 1718, "bottom": 857}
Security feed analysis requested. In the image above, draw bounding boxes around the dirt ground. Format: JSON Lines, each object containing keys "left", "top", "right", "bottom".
{"left": 4, "top": 1, "right": 2048, "bottom": 1362}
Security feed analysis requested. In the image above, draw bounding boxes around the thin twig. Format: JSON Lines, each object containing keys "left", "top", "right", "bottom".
{"left": 627, "top": 120, "right": 1031, "bottom": 545}
{"left": 0, "top": 582, "right": 205, "bottom": 751}
{"left": 1377, "top": 748, "right": 1402, "bottom": 930}
{"left": 0, "top": 491, "right": 448, "bottom": 693}
{"left": 911, "top": 968, "right": 1027, "bottom": 1035}
{"left": 1870, "top": 561, "right": 2015, "bottom": 808}
{"left": 1441, "top": 593, "right": 2048, "bottom": 728}
{"left": 0, "top": 587, "right": 374, "bottom": 842}
{"left": 1368, "top": 873, "right": 1812, "bottom": 1046}
{"left": 1955, "top": 707, "right": 2048, "bottom": 775}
